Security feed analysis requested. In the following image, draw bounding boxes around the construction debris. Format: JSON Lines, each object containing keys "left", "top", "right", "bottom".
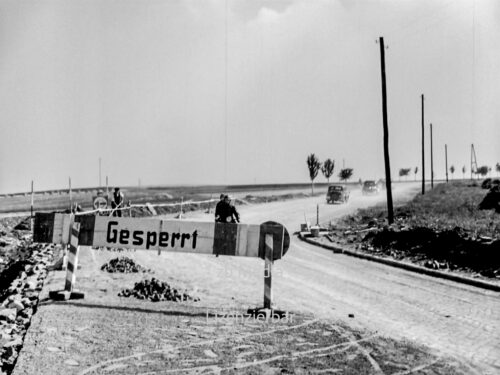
{"left": 101, "top": 257, "right": 151, "bottom": 273}
{"left": 118, "top": 278, "right": 199, "bottom": 302}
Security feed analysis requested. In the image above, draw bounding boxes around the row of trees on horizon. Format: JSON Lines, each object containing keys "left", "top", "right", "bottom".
{"left": 306, "top": 154, "right": 354, "bottom": 194}
{"left": 398, "top": 163, "right": 500, "bottom": 181}
{"left": 306, "top": 153, "right": 500, "bottom": 194}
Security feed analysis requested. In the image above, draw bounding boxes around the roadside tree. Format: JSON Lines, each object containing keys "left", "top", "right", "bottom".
{"left": 399, "top": 168, "right": 411, "bottom": 181}
{"left": 476, "top": 165, "right": 489, "bottom": 177}
{"left": 462, "top": 166, "right": 466, "bottom": 179}
{"left": 450, "top": 165, "right": 455, "bottom": 179}
{"left": 306, "top": 154, "right": 321, "bottom": 194}
{"left": 321, "top": 159, "right": 335, "bottom": 183}
{"left": 496, "top": 162, "right": 500, "bottom": 177}
{"left": 338, "top": 168, "right": 354, "bottom": 182}
{"left": 414, "top": 167, "right": 418, "bottom": 181}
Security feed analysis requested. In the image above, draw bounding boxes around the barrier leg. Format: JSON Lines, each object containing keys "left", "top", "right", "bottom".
{"left": 247, "top": 234, "right": 287, "bottom": 320}
{"left": 264, "top": 233, "right": 273, "bottom": 309}
{"left": 49, "top": 222, "right": 85, "bottom": 300}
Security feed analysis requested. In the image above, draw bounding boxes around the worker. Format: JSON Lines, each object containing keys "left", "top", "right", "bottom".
{"left": 214, "top": 193, "right": 226, "bottom": 222}
{"left": 111, "top": 187, "right": 124, "bottom": 217}
{"left": 221, "top": 195, "right": 240, "bottom": 223}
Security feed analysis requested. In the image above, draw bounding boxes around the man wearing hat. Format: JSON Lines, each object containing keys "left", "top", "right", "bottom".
{"left": 216, "top": 194, "right": 240, "bottom": 223}
{"left": 214, "top": 193, "right": 226, "bottom": 222}
{"left": 111, "top": 187, "right": 124, "bottom": 217}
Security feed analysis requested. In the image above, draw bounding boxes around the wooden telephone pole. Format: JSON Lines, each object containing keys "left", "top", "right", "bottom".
{"left": 430, "top": 123, "right": 434, "bottom": 189}
{"left": 379, "top": 37, "right": 394, "bottom": 224}
{"left": 421, "top": 94, "right": 425, "bottom": 194}
{"left": 471, "top": 144, "right": 478, "bottom": 180}
{"left": 445, "top": 144, "right": 449, "bottom": 183}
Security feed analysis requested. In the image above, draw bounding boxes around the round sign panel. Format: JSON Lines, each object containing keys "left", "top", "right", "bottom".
{"left": 259, "top": 221, "right": 290, "bottom": 261}
{"left": 93, "top": 196, "right": 108, "bottom": 210}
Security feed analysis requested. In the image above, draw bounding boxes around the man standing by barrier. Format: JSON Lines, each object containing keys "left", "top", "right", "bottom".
{"left": 216, "top": 194, "right": 240, "bottom": 223}
{"left": 111, "top": 187, "right": 124, "bottom": 217}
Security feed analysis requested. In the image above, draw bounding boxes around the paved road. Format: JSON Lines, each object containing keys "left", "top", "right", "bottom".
{"left": 235, "top": 184, "right": 500, "bottom": 374}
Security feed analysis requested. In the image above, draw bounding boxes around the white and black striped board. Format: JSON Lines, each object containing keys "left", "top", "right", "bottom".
{"left": 34, "top": 213, "right": 290, "bottom": 260}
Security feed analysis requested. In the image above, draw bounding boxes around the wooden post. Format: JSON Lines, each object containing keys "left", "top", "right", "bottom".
{"left": 445, "top": 144, "right": 449, "bottom": 183}
{"left": 470, "top": 144, "right": 473, "bottom": 180}
{"left": 316, "top": 204, "right": 319, "bottom": 226}
{"left": 206, "top": 194, "right": 213, "bottom": 214}
{"left": 30, "top": 181, "right": 34, "bottom": 231}
{"left": 430, "top": 123, "right": 434, "bottom": 189}
{"left": 264, "top": 233, "right": 273, "bottom": 309}
{"left": 99, "top": 157, "right": 102, "bottom": 188}
{"left": 69, "top": 177, "right": 72, "bottom": 211}
{"left": 421, "top": 94, "right": 425, "bottom": 194}
{"left": 379, "top": 36, "right": 394, "bottom": 224}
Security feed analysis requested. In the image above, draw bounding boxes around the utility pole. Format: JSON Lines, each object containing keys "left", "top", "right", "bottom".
{"left": 379, "top": 37, "right": 394, "bottom": 224}
{"left": 470, "top": 145, "right": 472, "bottom": 180}
{"left": 470, "top": 144, "right": 478, "bottom": 180}
{"left": 421, "top": 94, "right": 425, "bottom": 194}
{"left": 430, "top": 123, "right": 434, "bottom": 189}
{"left": 30, "top": 180, "right": 34, "bottom": 227}
{"left": 69, "top": 177, "right": 72, "bottom": 210}
{"left": 445, "top": 144, "right": 449, "bottom": 183}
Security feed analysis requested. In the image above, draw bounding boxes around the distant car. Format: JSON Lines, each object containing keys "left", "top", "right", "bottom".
{"left": 326, "top": 185, "right": 349, "bottom": 204}
{"left": 362, "top": 180, "right": 380, "bottom": 195}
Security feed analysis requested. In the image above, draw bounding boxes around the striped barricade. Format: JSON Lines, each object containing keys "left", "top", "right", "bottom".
{"left": 34, "top": 213, "right": 290, "bottom": 307}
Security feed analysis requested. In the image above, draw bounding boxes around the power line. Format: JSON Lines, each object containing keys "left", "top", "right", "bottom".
{"left": 224, "top": 0, "right": 228, "bottom": 184}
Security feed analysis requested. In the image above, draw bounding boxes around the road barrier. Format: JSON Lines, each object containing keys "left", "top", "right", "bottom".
{"left": 34, "top": 213, "right": 290, "bottom": 309}
{"left": 75, "top": 198, "right": 220, "bottom": 217}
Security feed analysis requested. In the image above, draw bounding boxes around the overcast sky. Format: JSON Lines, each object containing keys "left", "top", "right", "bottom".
{"left": 0, "top": 0, "right": 498, "bottom": 193}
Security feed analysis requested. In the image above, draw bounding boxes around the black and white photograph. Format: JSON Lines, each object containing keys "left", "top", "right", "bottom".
{"left": 0, "top": 0, "right": 499, "bottom": 374}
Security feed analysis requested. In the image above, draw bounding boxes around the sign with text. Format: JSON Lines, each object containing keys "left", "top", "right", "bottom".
{"left": 34, "top": 213, "right": 290, "bottom": 260}
{"left": 93, "top": 196, "right": 108, "bottom": 210}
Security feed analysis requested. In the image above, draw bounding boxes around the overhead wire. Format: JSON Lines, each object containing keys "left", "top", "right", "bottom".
{"left": 224, "top": 0, "right": 228, "bottom": 184}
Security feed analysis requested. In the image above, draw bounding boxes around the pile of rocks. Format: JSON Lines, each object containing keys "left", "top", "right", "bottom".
{"left": 0, "top": 218, "right": 31, "bottom": 274}
{"left": 118, "top": 278, "right": 199, "bottom": 302}
{"left": 101, "top": 257, "right": 151, "bottom": 273}
{"left": 0, "top": 243, "right": 54, "bottom": 374}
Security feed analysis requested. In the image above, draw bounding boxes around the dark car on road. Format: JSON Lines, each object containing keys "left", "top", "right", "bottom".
{"left": 362, "top": 180, "right": 380, "bottom": 195}
{"left": 326, "top": 185, "right": 349, "bottom": 204}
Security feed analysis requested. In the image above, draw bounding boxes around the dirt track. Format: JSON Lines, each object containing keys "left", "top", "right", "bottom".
{"left": 12, "top": 183, "right": 500, "bottom": 374}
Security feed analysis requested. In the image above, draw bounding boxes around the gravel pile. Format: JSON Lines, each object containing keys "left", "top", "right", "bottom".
{"left": 101, "top": 257, "right": 151, "bottom": 273}
{"left": 118, "top": 278, "right": 199, "bottom": 302}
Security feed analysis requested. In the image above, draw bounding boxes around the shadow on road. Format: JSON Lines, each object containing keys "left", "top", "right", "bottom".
{"left": 37, "top": 299, "right": 215, "bottom": 318}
